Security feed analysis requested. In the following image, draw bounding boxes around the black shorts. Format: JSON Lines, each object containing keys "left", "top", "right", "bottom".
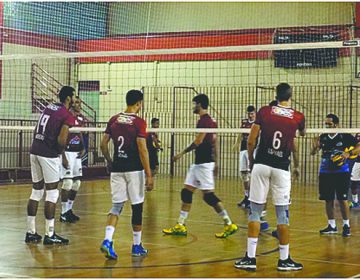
{"left": 149, "top": 152, "right": 159, "bottom": 171}
{"left": 319, "top": 172, "right": 350, "bottom": 201}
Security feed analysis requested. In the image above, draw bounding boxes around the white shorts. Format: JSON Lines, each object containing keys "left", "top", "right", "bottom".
{"left": 239, "top": 150, "right": 250, "bottom": 172}
{"left": 110, "top": 171, "right": 145, "bottom": 205}
{"left": 351, "top": 162, "right": 360, "bottom": 181}
{"left": 30, "top": 154, "right": 60, "bottom": 184}
{"left": 60, "top": 152, "right": 83, "bottom": 179}
{"left": 184, "top": 162, "right": 215, "bottom": 190}
{"left": 249, "top": 164, "right": 291, "bottom": 206}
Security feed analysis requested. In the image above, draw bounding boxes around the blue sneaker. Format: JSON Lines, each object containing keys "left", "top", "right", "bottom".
{"left": 260, "top": 221, "right": 269, "bottom": 231}
{"left": 132, "top": 243, "right": 148, "bottom": 257}
{"left": 100, "top": 239, "right": 118, "bottom": 260}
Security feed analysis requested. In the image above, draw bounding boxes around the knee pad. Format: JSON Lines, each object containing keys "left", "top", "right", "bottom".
{"left": 30, "top": 189, "right": 44, "bottom": 201}
{"left": 275, "top": 205, "right": 289, "bottom": 225}
{"left": 248, "top": 202, "right": 265, "bottom": 222}
{"left": 131, "top": 203, "right": 143, "bottom": 225}
{"left": 109, "top": 202, "right": 124, "bottom": 216}
{"left": 72, "top": 180, "right": 81, "bottom": 191}
{"left": 241, "top": 172, "right": 250, "bottom": 182}
{"left": 45, "top": 189, "right": 59, "bottom": 204}
{"left": 203, "top": 192, "right": 221, "bottom": 207}
{"left": 181, "top": 188, "right": 193, "bottom": 204}
{"left": 62, "top": 179, "right": 73, "bottom": 191}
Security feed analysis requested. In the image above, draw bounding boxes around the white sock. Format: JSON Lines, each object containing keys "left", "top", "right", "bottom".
{"left": 45, "top": 219, "right": 55, "bottom": 237}
{"left": 244, "top": 190, "right": 249, "bottom": 197}
{"left": 328, "top": 219, "right": 336, "bottom": 228}
{"left": 178, "top": 210, "right": 189, "bottom": 225}
{"left": 218, "top": 210, "right": 232, "bottom": 225}
{"left": 279, "top": 244, "right": 289, "bottom": 260}
{"left": 133, "top": 231, "right": 142, "bottom": 245}
{"left": 27, "top": 216, "right": 36, "bottom": 234}
{"left": 105, "top": 226, "right": 115, "bottom": 241}
{"left": 261, "top": 210, "right": 267, "bottom": 218}
{"left": 61, "top": 202, "right": 68, "bottom": 214}
{"left": 352, "top": 194, "right": 358, "bottom": 203}
{"left": 247, "top": 237, "right": 258, "bottom": 258}
{"left": 67, "top": 200, "right": 74, "bottom": 210}
{"left": 343, "top": 219, "right": 350, "bottom": 227}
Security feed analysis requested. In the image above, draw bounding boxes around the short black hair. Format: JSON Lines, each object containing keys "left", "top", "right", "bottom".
{"left": 276, "top": 83, "right": 292, "bottom": 102}
{"left": 151, "top": 118, "right": 159, "bottom": 124}
{"left": 192, "top": 94, "right": 209, "bottom": 109}
{"left": 247, "top": 105, "right": 256, "bottom": 112}
{"left": 59, "top": 86, "right": 75, "bottom": 103}
{"left": 326, "top": 113, "right": 339, "bottom": 124}
{"left": 126, "top": 90, "right": 143, "bottom": 106}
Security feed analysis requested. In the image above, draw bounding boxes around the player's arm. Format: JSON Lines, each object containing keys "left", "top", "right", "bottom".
{"left": 247, "top": 124, "right": 260, "bottom": 170}
{"left": 137, "top": 137, "right": 154, "bottom": 191}
{"left": 343, "top": 136, "right": 360, "bottom": 159}
{"left": 100, "top": 133, "right": 112, "bottom": 171}
{"left": 232, "top": 134, "right": 242, "bottom": 152}
{"left": 292, "top": 138, "right": 300, "bottom": 180}
{"left": 173, "top": 133, "right": 206, "bottom": 162}
{"left": 78, "top": 132, "right": 86, "bottom": 158}
{"left": 57, "top": 124, "right": 70, "bottom": 153}
{"left": 310, "top": 135, "right": 320, "bottom": 155}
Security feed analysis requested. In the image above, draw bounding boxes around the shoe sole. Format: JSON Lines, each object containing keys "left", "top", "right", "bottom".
{"left": 132, "top": 252, "right": 148, "bottom": 257}
{"left": 25, "top": 239, "right": 42, "bottom": 244}
{"left": 234, "top": 264, "right": 256, "bottom": 271}
{"left": 277, "top": 267, "right": 303, "bottom": 271}
{"left": 100, "top": 247, "right": 118, "bottom": 260}
{"left": 320, "top": 232, "right": 338, "bottom": 235}
{"left": 43, "top": 241, "right": 69, "bottom": 245}
{"left": 162, "top": 231, "right": 187, "bottom": 236}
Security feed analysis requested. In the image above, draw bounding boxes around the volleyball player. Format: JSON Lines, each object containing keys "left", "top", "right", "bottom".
{"left": 60, "top": 96, "right": 85, "bottom": 223}
{"left": 235, "top": 83, "right": 305, "bottom": 271}
{"left": 100, "top": 90, "right": 153, "bottom": 259}
{"left": 25, "top": 86, "right": 75, "bottom": 245}
{"left": 162, "top": 94, "right": 238, "bottom": 238}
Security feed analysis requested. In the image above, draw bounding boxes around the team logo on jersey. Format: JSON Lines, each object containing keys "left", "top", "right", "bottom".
{"left": 117, "top": 114, "right": 135, "bottom": 125}
{"left": 336, "top": 142, "right": 343, "bottom": 147}
{"left": 271, "top": 106, "right": 294, "bottom": 119}
{"left": 47, "top": 104, "right": 60, "bottom": 111}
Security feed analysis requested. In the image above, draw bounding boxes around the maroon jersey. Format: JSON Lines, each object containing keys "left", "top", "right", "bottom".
{"left": 195, "top": 114, "right": 217, "bottom": 164}
{"left": 254, "top": 105, "right": 305, "bottom": 170}
{"left": 105, "top": 112, "right": 147, "bottom": 172}
{"left": 30, "top": 103, "right": 73, "bottom": 158}
{"left": 66, "top": 112, "right": 85, "bottom": 152}
{"left": 240, "top": 119, "right": 255, "bottom": 151}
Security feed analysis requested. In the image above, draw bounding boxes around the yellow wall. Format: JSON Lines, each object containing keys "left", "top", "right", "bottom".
{"left": 109, "top": 2, "right": 353, "bottom": 35}
{"left": 78, "top": 56, "right": 353, "bottom": 122}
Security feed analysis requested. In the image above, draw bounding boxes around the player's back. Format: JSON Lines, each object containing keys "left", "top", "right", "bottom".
{"left": 30, "top": 103, "right": 72, "bottom": 158}
{"left": 255, "top": 105, "right": 305, "bottom": 170}
{"left": 195, "top": 114, "right": 217, "bottom": 164}
{"left": 106, "top": 112, "right": 147, "bottom": 172}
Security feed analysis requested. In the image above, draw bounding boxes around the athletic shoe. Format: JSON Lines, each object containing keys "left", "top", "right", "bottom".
{"left": 237, "top": 197, "right": 250, "bottom": 209}
{"left": 43, "top": 233, "right": 69, "bottom": 245}
{"left": 68, "top": 209, "right": 80, "bottom": 221}
{"left": 272, "top": 230, "right": 279, "bottom": 239}
{"left": 162, "top": 223, "right": 187, "bottom": 236}
{"left": 277, "top": 257, "right": 303, "bottom": 271}
{"left": 215, "top": 223, "right": 238, "bottom": 238}
{"left": 234, "top": 253, "right": 256, "bottom": 271}
{"left": 100, "top": 239, "right": 118, "bottom": 260}
{"left": 319, "top": 225, "right": 338, "bottom": 235}
{"left": 131, "top": 243, "right": 148, "bottom": 257}
{"left": 342, "top": 224, "right": 351, "bottom": 237}
{"left": 25, "top": 232, "right": 42, "bottom": 244}
{"left": 349, "top": 201, "right": 360, "bottom": 209}
{"left": 260, "top": 221, "right": 269, "bottom": 232}
{"left": 60, "top": 211, "right": 76, "bottom": 223}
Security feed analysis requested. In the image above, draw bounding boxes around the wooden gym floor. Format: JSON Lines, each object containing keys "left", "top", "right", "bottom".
{"left": 0, "top": 176, "right": 359, "bottom": 278}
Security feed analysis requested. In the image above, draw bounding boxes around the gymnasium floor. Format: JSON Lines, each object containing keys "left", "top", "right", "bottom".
{"left": 0, "top": 176, "right": 359, "bottom": 278}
